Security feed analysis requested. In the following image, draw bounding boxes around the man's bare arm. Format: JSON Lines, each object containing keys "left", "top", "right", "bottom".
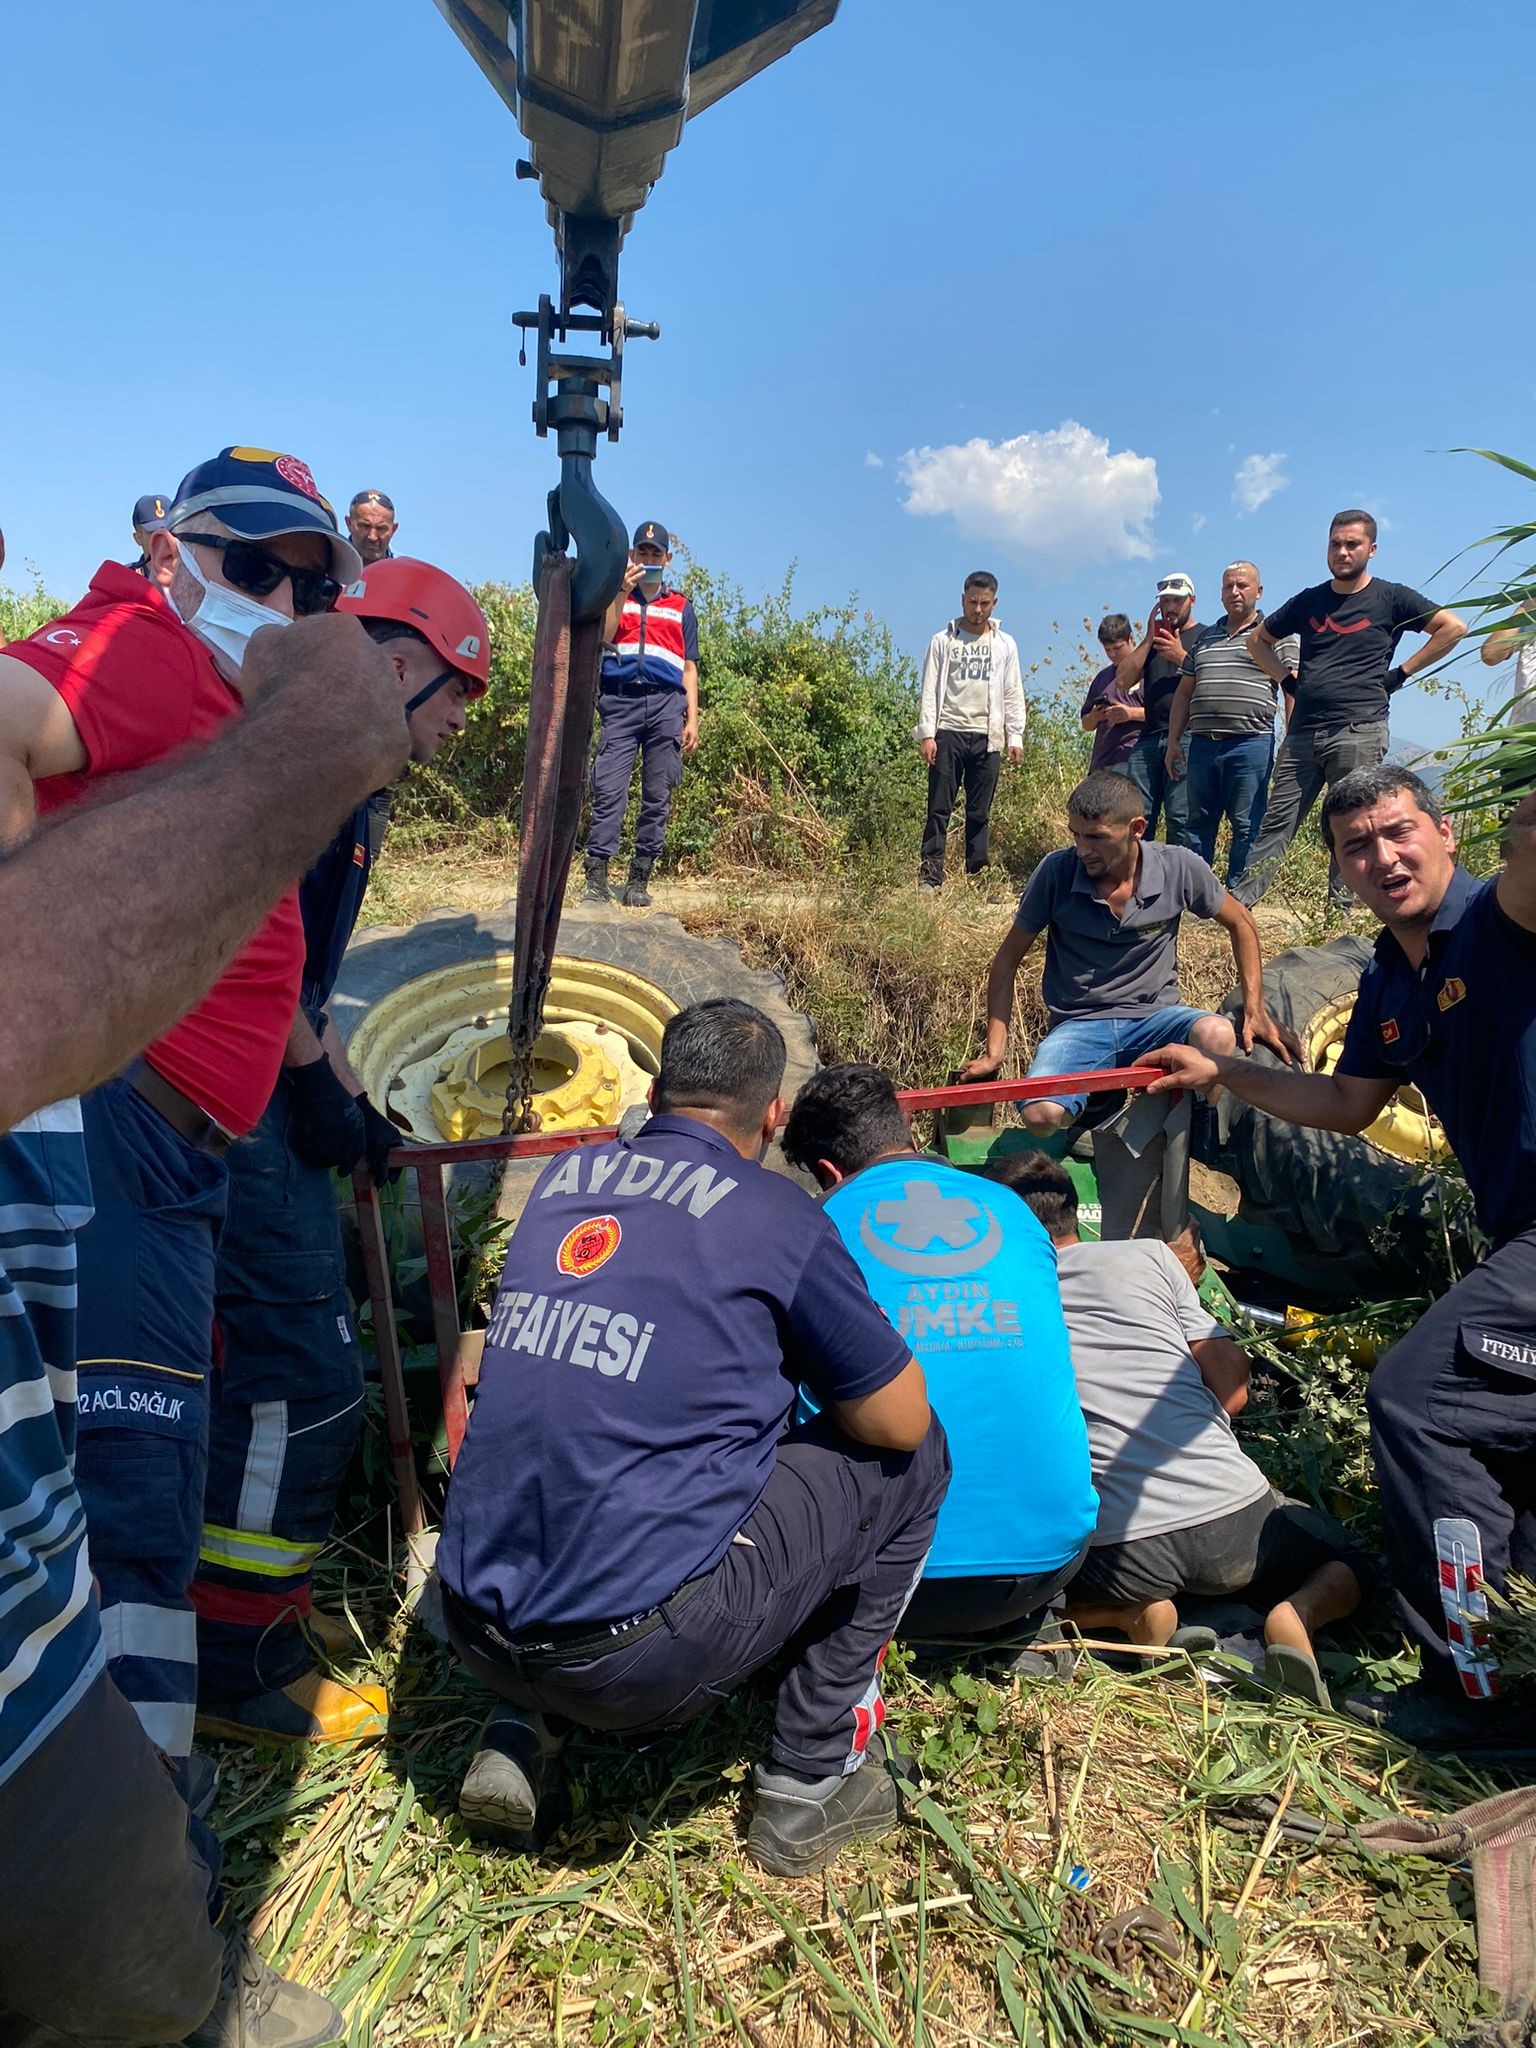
{"left": 1211, "top": 893, "right": 1298, "bottom": 1061}
{"left": 1244, "top": 621, "right": 1290, "bottom": 689}
{"left": 321, "top": 1017, "right": 367, "bottom": 1096}
{"left": 958, "top": 922, "right": 1039, "bottom": 1079}
{"left": 0, "top": 652, "right": 90, "bottom": 848}
{"left": 1191, "top": 1335, "right": 1250, "bottom": 1417}
{"left": 1, "top": 616, "right": 408, "bottom": 1129}
{"left": 1114, "top": 631, "right": 1154, "bottom": 693}
{"left": 831, "top": 1355, "right": 931, "bottom": 1452}
{"left": 1398, "top": 607, "right": 1467, "bottom": 681}
{"left": 1482, "top": 623, "right": 1535, "bottom": 668}
{"left": 1144, "top": 1041, "right": 1396, "bottom": 1132}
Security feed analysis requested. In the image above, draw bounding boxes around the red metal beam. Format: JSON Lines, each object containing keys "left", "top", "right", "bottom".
{"left": 351, "top": 1172, "right": 427, "bottom": 1542}
{"left": 378, "top": 1066, "right": 1166, "bottom": 1169}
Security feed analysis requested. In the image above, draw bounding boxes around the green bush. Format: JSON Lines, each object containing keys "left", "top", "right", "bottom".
{"left": 388, "top": 564, "right": 1097, "bottom": 878}
{"left": 0, "top": 575, "right": 67, "bottom": 644}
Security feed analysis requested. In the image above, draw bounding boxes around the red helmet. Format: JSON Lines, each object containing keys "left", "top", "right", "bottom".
{"left": 335, "top": 557, "right": 492, "bottom": 697}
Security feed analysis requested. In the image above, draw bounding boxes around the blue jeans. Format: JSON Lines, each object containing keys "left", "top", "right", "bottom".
{"left": 1187, "top": 731, "right": 1274, "bottom": 884}
{"left": 1024, "top": 1006, "right": 1209, "bottom": 1117}
{"left": 1124, "top": 730, "right": 1193, "bottom": 847}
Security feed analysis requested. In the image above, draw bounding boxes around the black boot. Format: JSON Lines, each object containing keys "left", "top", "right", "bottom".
{"left": 745, "top": 1753, "right": 902, "bottom": 1876}
{"left": 622, "top": 858, "right": 655, "bottom": 908}
{"left": 459, "top": 1705, "right": 568, "bottom": 1846}
{"left": 582, "top": 856, "right": 611, "bottom": 904}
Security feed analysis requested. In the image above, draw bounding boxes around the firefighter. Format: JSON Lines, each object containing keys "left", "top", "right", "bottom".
{"left": 193, "top": 558, "right": 492, "bottom": 1743}
{"left": 439, "top": 999, "right": 949, "bottom": 1876}
{"left": 1148, "top": 765, "right": 1536, "bottom": 1755}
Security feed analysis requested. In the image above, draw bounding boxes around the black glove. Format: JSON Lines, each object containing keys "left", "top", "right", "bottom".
{"left": 358, "top": 1092, "right": 405, "bottom": 1186}
{"left": 286, "top": 1056, "right": 367, "bottom": 1173}
{"left": 1385, "top": 664, "right": 1409, "bottom": 695}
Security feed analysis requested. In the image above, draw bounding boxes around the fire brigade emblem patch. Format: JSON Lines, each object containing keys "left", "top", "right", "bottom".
{"left": 1380, "top": 1017, "right": 1401, "bottom": 1045}
{"left": 558, "top": 1214, "right": 621, "bottom": 1278}
{"left": 1437, "top": 977, "right": 1467, "bottom": 1013}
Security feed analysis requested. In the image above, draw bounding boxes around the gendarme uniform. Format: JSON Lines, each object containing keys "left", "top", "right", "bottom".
{"left": 1337, "top": 866, "right": 1536, "bottom": 1702}
{"left": 585, "top": 519, "right": 699, "bottom": 893}
{"left": 439, "top": 1113, "right": 950, "bottom": 1779}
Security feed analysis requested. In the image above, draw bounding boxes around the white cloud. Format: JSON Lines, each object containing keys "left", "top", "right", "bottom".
{"left": 1191, "top": 512, "right": 1207, "bottom": 535}
{"left": 1233, "top": 452, "right": 1288, "bottom": 515}
{"left": 864, "top": 451, "right": 884, "bottom": 469}
{"left": 898, "top": 420, "right": 1159, "bottom": 563}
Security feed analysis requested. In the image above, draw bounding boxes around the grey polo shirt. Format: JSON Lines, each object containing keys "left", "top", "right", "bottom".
{"left": 1056, "top": 1240, "right": 1270, "bottom": 1543}
{"left": 1015, "top": 843, "right": 1226, "bottom": 1022}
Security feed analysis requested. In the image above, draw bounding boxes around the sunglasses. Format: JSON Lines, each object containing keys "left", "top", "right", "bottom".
{"left": 176, "top": 532, "right": 340, "bottom": 616}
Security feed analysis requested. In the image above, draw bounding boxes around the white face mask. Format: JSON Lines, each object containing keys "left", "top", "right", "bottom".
{"left": 171, "top": 538, "right": 290, "bottom": 670}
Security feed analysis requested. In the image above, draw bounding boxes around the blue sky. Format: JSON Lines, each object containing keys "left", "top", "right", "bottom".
{"left": 3, "top": 0, "right": 1533, "bottom": 745}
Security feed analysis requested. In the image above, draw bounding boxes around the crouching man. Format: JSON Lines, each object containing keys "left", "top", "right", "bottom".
{"left": 997, "top": 1154, "right": 1370, "bottom": 1707}
{"left": 783, "top": 1064, "right": 1097, "bottom": 1669}
{"left": 960, "top": 770, "right": 1296, "bottom": 1139}
{"left": 438, "top": 1000, "right": 949, "bottom": 1877}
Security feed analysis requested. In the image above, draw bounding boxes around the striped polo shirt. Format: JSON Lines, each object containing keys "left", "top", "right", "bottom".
{"left": 1181, "top": 611, "right": 1300, "bottom": 738}
{"left": 0, "top": 1102, "right": 101, "bottom": 1790}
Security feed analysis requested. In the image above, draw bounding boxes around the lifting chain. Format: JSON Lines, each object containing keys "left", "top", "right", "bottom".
{"left": 1053, "top": 1894, "right": 1185, "bottom": 2016}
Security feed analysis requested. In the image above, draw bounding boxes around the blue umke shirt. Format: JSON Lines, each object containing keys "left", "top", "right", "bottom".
{"left": 823, "top": 1158, "right": 1096, "bottom": 1577}
{"left": 440, "top": 1115, "right": 913, "bottom": 1634}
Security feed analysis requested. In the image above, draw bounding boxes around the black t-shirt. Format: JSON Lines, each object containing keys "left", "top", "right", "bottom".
{"left": 1141, "top": 620, "right": 1203, "bottom": 732}
{"left": 1265, "top": 578, "right": 1436, "bottom": 730}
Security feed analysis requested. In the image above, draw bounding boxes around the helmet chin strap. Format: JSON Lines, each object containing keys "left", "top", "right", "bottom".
{"left": 404, "top": 667, "right": 458, "bottom": 717}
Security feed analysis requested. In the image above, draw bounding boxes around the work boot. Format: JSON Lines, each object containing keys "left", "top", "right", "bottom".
{"left": 177, "top": 1924, "right": 343, "bottom": 2048}
{"left": 746, "top": 1753, "right": 902, "bottom": 1876}
{"left": 582, "top": 855, "right": 611, "bottom": 904}
{"left": 459, "top": 1705, "right": 568, "bottom": 1846}
{"left": 196, "top": 1670, "right": 389, "bottom": 1746}
{"left": 621, "top": 858, "right": 654, "bottom": 908}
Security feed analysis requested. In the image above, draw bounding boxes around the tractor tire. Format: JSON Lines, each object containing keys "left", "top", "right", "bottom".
{"left": 330, "top": 902, "right": 819, "bottom": 1212}
{"left": 1201, "top": 935, "right": 1454, "bottom": 1296}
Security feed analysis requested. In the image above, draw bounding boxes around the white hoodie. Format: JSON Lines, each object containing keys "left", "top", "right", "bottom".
{"left": 913, "top": 618, "right": 1027, "bottom": 752}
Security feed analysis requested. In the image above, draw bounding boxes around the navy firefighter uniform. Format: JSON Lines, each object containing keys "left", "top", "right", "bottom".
{"left": 439, "top": 1113, "right": 951, "bottom": 1782}
{"left": 190, "top": 793, "right": 390, "bottom": 1724}
{"left": 1335, "top": 865, "right": 1536, "bottom": 1707}
{"left": 585, "top": 520, "right": 699, "bottom": 878}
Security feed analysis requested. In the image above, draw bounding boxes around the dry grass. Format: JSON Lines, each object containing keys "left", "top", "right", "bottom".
{"left": 285, "top": 844, "right": 1496, "bottom": 2045}
{"left": 217, "top": 1520, "right": 1499, "bottom": 2047}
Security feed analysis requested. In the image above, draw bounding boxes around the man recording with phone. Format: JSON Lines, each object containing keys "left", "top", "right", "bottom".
{"left": 1113, "top": 572, "right": 1202, "bottom": 846}
{"left": 582, "top": 517, "right": 700, "bottom": 909}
